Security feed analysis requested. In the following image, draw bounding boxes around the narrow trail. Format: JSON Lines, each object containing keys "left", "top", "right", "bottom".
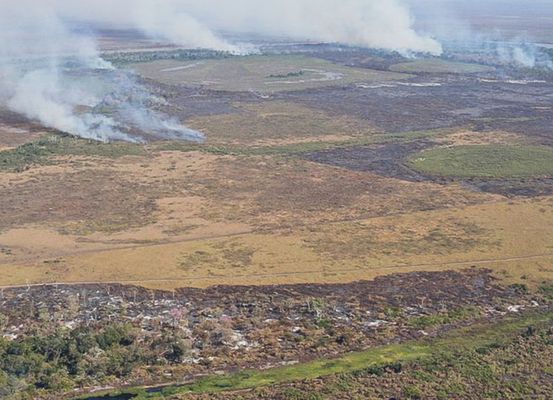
{"left": 1, "top": 251, "right": 552, "bottom": 290}
{"left": 2, "top": 228, "right": 255, "bottom": 265}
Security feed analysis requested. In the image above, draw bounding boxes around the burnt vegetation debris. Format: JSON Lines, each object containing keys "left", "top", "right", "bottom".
{"left": 0, "top": 269, "right": 550, "bottom": 398}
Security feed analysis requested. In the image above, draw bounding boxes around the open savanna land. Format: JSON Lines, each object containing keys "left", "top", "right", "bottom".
{"left": 2, "top": 48, "right": 553, "bottom": 400}
{"left": 1, "top": 195, "right": 552, "bottom": 290}
{"left": 0, "top": 112, "right": 553, "bottom": 291}
{"left": 185, "top": 101, "right": 377, "bottom": 147}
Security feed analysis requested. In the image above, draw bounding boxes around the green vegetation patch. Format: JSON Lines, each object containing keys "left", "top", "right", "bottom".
{"left": 131, "top": 55, "right": 409, "bottom": 93}
{"left": 409, "top": 145, "right": 553, "bottom": 179}
{"left": 0, "top": 134, "right": 145, "bottom": 172}
{"left": 390, "top": 59, "right": 494, "bottom": 74}
{"left": 102, "top": 49, "right": 233, "bottom": 66}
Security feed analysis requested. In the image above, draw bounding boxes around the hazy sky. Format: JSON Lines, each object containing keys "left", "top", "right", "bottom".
{"left": 409, "top": 0, "right": 553, "bottom": 23}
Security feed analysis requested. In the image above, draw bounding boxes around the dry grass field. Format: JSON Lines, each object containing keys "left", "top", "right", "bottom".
{"left": 0, "top": 54, "right": 552, "bottom": 295}
{"left": 187, "top": 101, "right": 377, "bottom": 146}
{"left": 0, "top": 121, "right": 551, "bottom": 291}
{"left": 1, "top": 196, "right": 552, "bottom": 290}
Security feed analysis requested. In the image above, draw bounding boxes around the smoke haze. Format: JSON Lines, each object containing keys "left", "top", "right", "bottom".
{"left": 0, "top": 1, "right": 207, "bottom": 142}
{"left": 0, "top": 0, "right": 442, "bottom": 142}
{"left": 407, "top": 0, "right": 553, "bottom": 70}
{"left": 3, "top": 0, "right": 553, "bottom": 142}
{"left": 44, "top": 0, "right": 443, "bottom": 55}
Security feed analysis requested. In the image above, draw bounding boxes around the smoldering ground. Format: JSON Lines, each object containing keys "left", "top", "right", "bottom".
{"left": 5, "top": 0, "right": 551, "bottom": 143}
{"left": 0, "top": 0, "right": 442, "bottom": 142}
{"left": 0, "top": 4, "right": 205, "bottom": 143}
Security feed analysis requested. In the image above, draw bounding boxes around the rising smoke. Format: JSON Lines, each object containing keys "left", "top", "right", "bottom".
{"left": 0, "top": 0, "right": 440, "bottom": 142}
{"left": 493, "top": 43, "right": 553, "bottom": 70}
{"left": 56, "top": 0, "right": 443, "bottom": 55}
{"left": 407, "top": 0, "right": 553, "bottom": 69}
{"left": 0, "top": 2, "right": 205, "bottom": 142}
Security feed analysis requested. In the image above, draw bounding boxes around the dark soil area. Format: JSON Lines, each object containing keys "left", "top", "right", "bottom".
{"left": 468, "top": 178, "right": 553, "bottom": 197}
{"left": 264, "top": 44, "right": 409, "bottom": 71}
{"left": 303, "top": 141, "right": 434, "bottom": 181}
{"left": 149, "top": 81, "right": 261, "bottom": 121}
{"left": 280, "top": 77, "right": 553, "bottom": 139}
{"left": 303, "top": 141, "right": 553, "bottom": 197}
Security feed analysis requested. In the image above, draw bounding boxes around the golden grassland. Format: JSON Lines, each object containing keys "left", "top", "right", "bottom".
{"left": 1, "top": 197, "right": 552, "bottom": 290}
{"left": 0, "top": 116, "right": 551, "bottom": 291}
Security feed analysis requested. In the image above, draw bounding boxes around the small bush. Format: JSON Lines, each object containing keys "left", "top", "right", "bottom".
{"left": 404, "top": 385, "right": 423, "bottom": 399}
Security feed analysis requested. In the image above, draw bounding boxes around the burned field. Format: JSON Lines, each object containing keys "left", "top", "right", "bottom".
{"left": 281, "top": 77, "right": 553, "bottom": 137}
{"left": 303, "top": 140, "right": 435, "bottom": 182}
{"left": 286, "top": 64, "right": 553, "bottom": 197}
{"left": 1, "top": 269, "right": 550, "bottom": 399}
{"left": 2, "top": 269, "right": 511, "bottom": 352}
{"left": 303, "top": 140, "right": 553, "bottom": 197}
{"left": 1, "top": 43, "right": 553, "bottom": 399}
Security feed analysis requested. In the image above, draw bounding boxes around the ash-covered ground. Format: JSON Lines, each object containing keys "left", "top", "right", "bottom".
{"left": 0, "top": 269, "right": 547, "bottom": 385}
{"left": 127, "top": 42, "right": 553, "bottom": 198}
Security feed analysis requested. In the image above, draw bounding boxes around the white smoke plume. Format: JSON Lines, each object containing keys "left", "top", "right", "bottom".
{"left": 407, "top": 0, "right": 553, "bottom": 70}
{"left": 0, "top": 1, "right": 206, "bottom": 142}
{"left": 184, "top": 0, "right": 443, "bottom": 55}
{"left": 496, "top": 43, "right": 553, "bottom": 70}
{"left": 55, "top": 0, "right": 442, "bottom": 55}
{"left": 0, "top": 0, "right": 440, "bottom": 142}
